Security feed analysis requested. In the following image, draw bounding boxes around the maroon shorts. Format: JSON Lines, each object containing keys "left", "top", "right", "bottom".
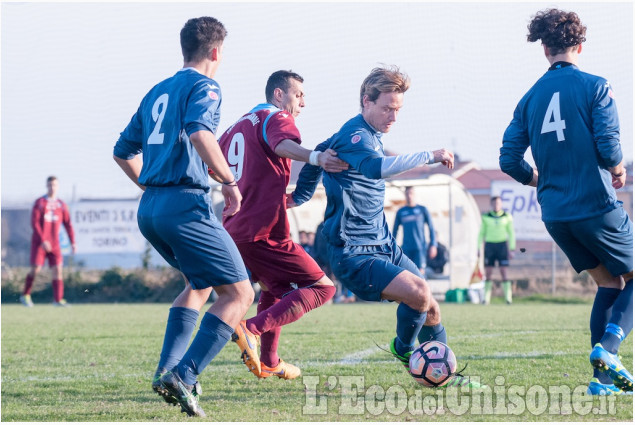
{"left": 31, "top": 246, "right": 63, "bottom": 267}
{"left": 236, "top": 238, "right": 325, "bottom": 298}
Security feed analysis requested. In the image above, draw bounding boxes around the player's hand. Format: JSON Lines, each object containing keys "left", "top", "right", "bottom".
{"left": 428, "top": 245, "right": 438, "bottom": 259}
{"left": 41, "top": 241, "right": 52, "bottom": 253}
{"left": 318, "top": 149, "right": 349, "bottom": 173}
{"left": 432, "top": 149, "right": 454, "bottom": 169}
{"left": 71, "top": 244, "right": 76, "bottom": 254}
{"left": 611, "top": 170, "right": 626, "bottom": 189}
{"left": 509, "top": 250, "right": 515, "bottom": 260}
{"left": 286, "top": 193, "right": 297, "bottom": 209}
{"left": 527, "top": 169, "right": 539, "bottom": 187}
{"left": 221, "top": 184, "right": 242, "bottom": 218}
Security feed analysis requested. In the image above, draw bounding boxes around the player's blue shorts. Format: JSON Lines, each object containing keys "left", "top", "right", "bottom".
{"left": 137, "top": 186, "right": 249, "bottom": 289}
{"left": 544, "top": 205, "right": 633, "bottom": 276}
{"left": 403, "top": 248, "right": 425, "bottom": 270}
{"left": 327, "top": 238, "right": 422, "bottom": 302}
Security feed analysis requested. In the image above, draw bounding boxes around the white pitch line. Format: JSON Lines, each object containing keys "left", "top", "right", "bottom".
{"left": 301, "top": 345, "right": 588, "bottom": 368}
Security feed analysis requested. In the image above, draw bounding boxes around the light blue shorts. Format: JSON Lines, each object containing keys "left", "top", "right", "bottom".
{"left": 137, "top": 187, "right": 248, "bottom": 289}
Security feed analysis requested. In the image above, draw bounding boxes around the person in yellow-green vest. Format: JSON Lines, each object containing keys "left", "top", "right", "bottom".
{"left": 478, "top": 196, "right": 516, "bottom": 304}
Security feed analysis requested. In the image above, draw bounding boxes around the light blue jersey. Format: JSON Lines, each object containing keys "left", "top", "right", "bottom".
{"left": 500, "top": 63, "right": 622, "bottom": 222}
{"left": 113, "top": 68, "right": 247, "bottom": 288}
{"left": 295, "top": 114, "right": 390, "bottom": 247}
{"left": 114, "top": 68, "right": 222, "bottom": 191}
{"left": 393, "top": 205, "right": 436, "bottom": 252}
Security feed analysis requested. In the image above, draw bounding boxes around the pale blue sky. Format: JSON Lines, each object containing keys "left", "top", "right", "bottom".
{"left": 1, "top": 1, "right": 632, "bottom": 206}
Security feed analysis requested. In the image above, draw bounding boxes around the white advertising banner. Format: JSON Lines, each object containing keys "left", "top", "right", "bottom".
{"left": 491, "top": 181, "right": 551, "bottom": 241}
{"left": 72, "top": 200, "right": 145, "bottom": 253}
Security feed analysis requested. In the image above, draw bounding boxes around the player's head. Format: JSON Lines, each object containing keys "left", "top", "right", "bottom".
{"left": 266, "top": 70, "right": 305, "bottom": 118}
{"left": 527, "top": 9, "right": 586, "bottom": 57}
{"left": 360, "top": 65, "right": 410, "bottom": 133}
{"left": 491, "top": 196, "right": 502, "bottom": 212}
{"left": 180, "top": 17, "right": 227, "bottom": 67}
{"left": 405, "top": 186, "right": 416, "bottom": 205}
{"left": 46, "top": 176, "right": 59, "bottom": 198}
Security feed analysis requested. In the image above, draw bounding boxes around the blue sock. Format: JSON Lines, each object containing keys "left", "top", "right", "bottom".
{"left": 418, "top": 323, "right": 447, "bottom": 345}
{"left": 590, "top": 287, "right": 620, "bottom": 383}
{"left": 395, "top": 303, "right": 427, "bottom": 356}
{"left": 601, "top": 280, "right": 633, "bottom": 354}
{"left": 158, "top": 307, "right": 199, "bottom": 372}
{"left": 177, "top": 313, "right": 234, "bottom": 385}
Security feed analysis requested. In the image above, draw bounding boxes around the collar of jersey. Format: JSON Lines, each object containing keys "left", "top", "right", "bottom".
{"left": 548, "top": 62, "right": 577, "bottom": 71}
{"left": 357, "top": 114, "right": 383, "bottom": 137}
{"left": 250, "top": 103, "right": 281, "bottom": 114}
{"left": 180, "top": 67, "right": 204, "bottom": 75}
{"left": 489, "top": 210, "right": 504, "bottom": 217}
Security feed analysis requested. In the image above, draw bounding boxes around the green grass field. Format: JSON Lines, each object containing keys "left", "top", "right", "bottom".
{"left": 1, "top": 301, "right": 632, "bottom": 421}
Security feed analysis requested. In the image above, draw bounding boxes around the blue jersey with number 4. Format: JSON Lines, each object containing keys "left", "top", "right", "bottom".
{"left": 114, "top": 68, "right": 222, "bottom": 190}
{"left": 500, "top": 64, "right": 622, "bottom": 222}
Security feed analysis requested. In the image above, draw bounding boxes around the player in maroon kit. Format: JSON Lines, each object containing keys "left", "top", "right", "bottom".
{"left": 20, "top": 176, "right": 76, "bottom": 307}
{"left": 217, "top": 70, "right": 348, "bottom": 379}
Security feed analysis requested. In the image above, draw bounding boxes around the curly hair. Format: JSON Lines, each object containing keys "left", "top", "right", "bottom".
{"left": 360, "top": 65, "right": 410, "bottom": 109}
{"left": 527, "top": 9, "right": 586, "bottom": 56}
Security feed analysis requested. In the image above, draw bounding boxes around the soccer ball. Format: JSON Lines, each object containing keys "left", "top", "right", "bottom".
{"left": 408, "top": 341, "right": 457, "bottom": 387}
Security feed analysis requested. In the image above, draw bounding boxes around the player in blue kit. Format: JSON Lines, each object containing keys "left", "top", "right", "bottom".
{"left": 290, "top": 66, "right": 483, "bottom": 388}
{"left": 113, "top": 17, "right": 255, "bottom": 416}
{"left": 500, "top": 9, "right": 633, "bottom": 395}
{"left": 393, "top": 186, "right": 437, "bottom": 276}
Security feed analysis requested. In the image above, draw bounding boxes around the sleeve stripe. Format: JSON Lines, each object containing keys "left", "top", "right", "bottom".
{"left": 262, "top": 110, "right": 278, "bottom": 146}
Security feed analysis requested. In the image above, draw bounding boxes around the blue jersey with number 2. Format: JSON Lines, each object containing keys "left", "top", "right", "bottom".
{"left": 114, "top": 68, "right": 221, "bottom": 190}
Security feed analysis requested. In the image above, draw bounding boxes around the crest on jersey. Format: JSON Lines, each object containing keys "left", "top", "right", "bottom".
{"left": 206, "top": 83, "right": 219, "bottom": 100}
{"left": 351, "top": 134, "right": 362, "bottom": 144}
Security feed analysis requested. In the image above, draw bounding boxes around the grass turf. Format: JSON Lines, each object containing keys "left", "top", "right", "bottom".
{"left": 1, "top": 301, "right": 632, "bottom": 421}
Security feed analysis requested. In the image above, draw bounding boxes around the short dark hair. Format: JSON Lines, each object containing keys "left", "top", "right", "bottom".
{"left": 491, "top": 196, "right": 501, "bottom": 203}
{"left": 265, "top": 70, "right": 304, "bottom": 103}
{"left": 47, "top": 176, "right": 57, "bottom": 183}
{"left": 527, "top": 9, "right": 586, "bottom": 56}
{"left": 180, "top": 17, "right": 227, "bottom": 63}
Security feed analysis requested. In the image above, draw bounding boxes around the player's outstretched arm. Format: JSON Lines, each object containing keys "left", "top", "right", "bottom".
{"left": 379, "top": 149, "right": 453, "bottom": 179}
{"left": 274, "top": 139, "right": 348, "bottom": 173}
{"left": 189, "top": 130, "right": 242, "bottom": 217}
{"left": 432, "top": 149, "right": 455, "bottom": 169}
{"left": 113, "top": 155, "right": 146, "bottom": 191}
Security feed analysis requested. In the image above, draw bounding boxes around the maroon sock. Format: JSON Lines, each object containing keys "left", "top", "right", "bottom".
{"left": 256, "top": 290, "right": 282, "bottom": 368}
{"left": 246, "top": 284, "right": 335, "bottom": 336}
{"left": 52, "top": 279, "right": 64, "bottom": 302}
{"left": 23, "top": 274, "right": 35, "bottom": 295}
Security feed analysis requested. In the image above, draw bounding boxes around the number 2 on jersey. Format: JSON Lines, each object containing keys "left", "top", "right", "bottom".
{"left": 148, "top": 93, "right": 169, "bottom": 145}
{"left": 541, "top": 92, "right": 566, "bottom": 142}
{"left": 228, "top": 133, "right": 245, "bottom": 181}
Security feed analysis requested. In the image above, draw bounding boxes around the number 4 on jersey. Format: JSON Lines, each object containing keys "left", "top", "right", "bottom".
{"left": 541, "top": 92, "right": 566, "bottom": 142}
